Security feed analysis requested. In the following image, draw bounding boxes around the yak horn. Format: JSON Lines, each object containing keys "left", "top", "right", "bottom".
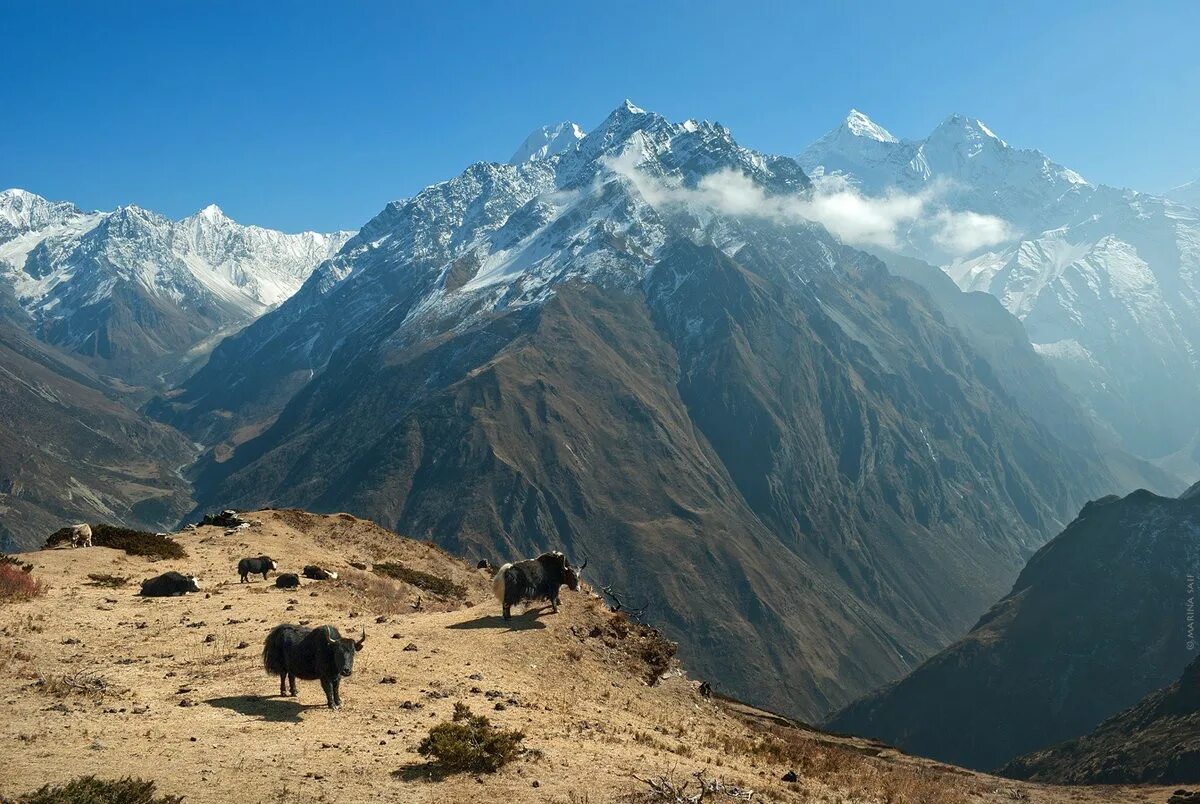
{"left": 577, "top": 557, "right": 588, "bottom": 571}
{"left": 326, "top": 626, "right": 339, "bottom": 644}
{"left": 355, "top": 627, "right": 367, "bottom": 650}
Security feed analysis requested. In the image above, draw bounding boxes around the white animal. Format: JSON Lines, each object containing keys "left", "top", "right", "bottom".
{"left": 70, "top": 523, "right": 93, "bottom": 548}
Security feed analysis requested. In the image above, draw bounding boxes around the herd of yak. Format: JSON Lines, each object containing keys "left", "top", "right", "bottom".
{"left": 61, "top": 519, "right": 587, "bottom": 709}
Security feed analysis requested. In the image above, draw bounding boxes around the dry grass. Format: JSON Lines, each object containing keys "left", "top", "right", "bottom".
{"left": 707, "top": 724, "right": 975, "bottom": 804}
{"left": 33, "top": 671, "right": 123, "bottom": 700}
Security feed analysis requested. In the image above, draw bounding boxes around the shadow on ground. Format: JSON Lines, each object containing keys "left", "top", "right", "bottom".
{"left": 206, "top": 695, "right": 322, "bottom": 723}
{"left": 445, "top": 610, "right": 547, "bottom": 631}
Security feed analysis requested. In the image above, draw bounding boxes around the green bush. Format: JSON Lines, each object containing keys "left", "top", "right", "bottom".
{"left": 16, "top": 775, "right": 182, "bottom": 804}
{"left": 373, "top": 562, "right": 464, "bottom": 599}
{"left": 45, "top": 525, "right": 186, "bottom": 561}
{"left": 417, "top": 703, "right": 525, "bottom": 773}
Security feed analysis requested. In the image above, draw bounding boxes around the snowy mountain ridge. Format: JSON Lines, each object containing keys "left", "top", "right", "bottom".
{"left": 802, "top": 111, "right": 1200, "bottom": 463}
{"left": 0, "top": 188, "right": 352, "bottom": 319}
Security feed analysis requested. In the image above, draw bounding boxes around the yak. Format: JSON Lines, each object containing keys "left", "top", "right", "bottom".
{"left": 238, "top": 555, "right": 277, "bottom": 583}
{"left": 302, "top": 565, "right": 338, "bottom": 581}
{"left": 275, "top": 573, "right": 300, "bottom": 589}
{"left": 70, "top": 524, "right": 92, "bottom": 548}
{"left": 262, "top": 624, "right": 365, "bottom": 709}
{"left": 140, "top": 571, "right": 202, "bottom": 597}
{"left": 492, "top": 551, "right": 586, "bottom": 620}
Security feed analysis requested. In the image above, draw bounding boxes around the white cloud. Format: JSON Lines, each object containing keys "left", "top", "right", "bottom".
{"left": 603, "top": 154, "right": 1014, "bottom": 256}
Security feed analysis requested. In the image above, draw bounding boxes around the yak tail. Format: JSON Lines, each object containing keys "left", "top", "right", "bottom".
{"left": 263, "top": 625, "right": 287, "bottom": 675}
{"left": 491, "top": 563, "right": 512, "bottom": 605}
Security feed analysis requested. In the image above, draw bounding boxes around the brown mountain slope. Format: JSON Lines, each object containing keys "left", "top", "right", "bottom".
{"left": 187, "top": 238, "right": 1111, "bottom": 721}
{"left": 827, "top": 486, "right": 1200, "bottom": 772}
{"left": 0, "top": 322, "right": 194, "bottom": 552}
{"left": 1002, "top": 655, "right": 1200, "bottom": 785}
{"left": 0, "top": 509, "right": 1170, "bottom": 804}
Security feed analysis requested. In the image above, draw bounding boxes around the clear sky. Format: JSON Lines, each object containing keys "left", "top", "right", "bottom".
{"left": 3, "top": 1, "right": 1197, "bottom": 233}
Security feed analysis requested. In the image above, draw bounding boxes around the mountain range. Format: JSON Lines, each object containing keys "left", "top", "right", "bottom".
{"left": 827, "top": 484, "right": 1200, "bottom": 771}
{"left": 145, "top": 101, "right": 1118, "bottom": 719}
{"left": 801, "top": 112, "right": 1200, "bottom": 474}
{"left": 3, "top": 101, "right": 1195, "bottom": 733}
{"left": 0, "top": 188, "right": 349, "bottom": 389}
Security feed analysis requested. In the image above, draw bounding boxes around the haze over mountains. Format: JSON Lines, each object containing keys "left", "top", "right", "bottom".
{"left": 2, "top": 101, "right": 1197, "bottom": 736}
{"left": 801, "top": 112, "right": 1200, "bottom": 475}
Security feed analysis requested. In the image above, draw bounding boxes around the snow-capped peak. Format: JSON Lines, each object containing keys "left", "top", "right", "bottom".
{"left": 508, "top": 121, "right": 586, "bottom": 164}
{"left": 928, "top": 113, "right": 1008, "bottom": 149}
{"left": 196, "top": 203, "right": 227, "bottom": 220}
{"left": 842, "top": 109, "right": 898, "bottom": 143}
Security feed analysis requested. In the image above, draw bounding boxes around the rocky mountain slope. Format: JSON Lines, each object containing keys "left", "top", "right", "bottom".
{"left": 0, "top": 189, "right": 350, "bottom": 389}
{"left": 0, "top": 509, "right": 1174, "bottom": 804}
{"left": 801, "top": 113, "right": 1200, "bottom": 466}
{"left": 1003, "top": 655, "right": 1200, "bottom": 785}
{"left": 827, "top": 484, "right": 1200, "bottom": 772}
{"left": 154, "top": 102, "right": 1113, "bottom": 720}
{"left": 0, "top": 321, "right": 194, "bottom": 553}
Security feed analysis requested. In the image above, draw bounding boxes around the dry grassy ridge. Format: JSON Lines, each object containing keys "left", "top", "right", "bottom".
{"left": 0, "top": 510, "right": 1181, "bottom": 803}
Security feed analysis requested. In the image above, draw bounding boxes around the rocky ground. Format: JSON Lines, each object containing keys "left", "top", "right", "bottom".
{"left": 0, "top": 510, "right": 1188, "bottom": 803}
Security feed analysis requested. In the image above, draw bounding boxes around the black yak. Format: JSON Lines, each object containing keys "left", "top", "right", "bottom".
{"left": 262, "top": 624, "right": 365, "bottom": 708}
{"left": 492, "top": 551, "right": 585, "bottom": 620}
{"left": 275, "top": 573, "right": 300, "bottom": 589}
{"left": 237, "top": 556, "right": 277, "bottom": 583}
{"left": 302, "top": 565, "right": 338, "bottom": 581}
{"left": 140, "top": 571, "right": 202, "bottom": 597}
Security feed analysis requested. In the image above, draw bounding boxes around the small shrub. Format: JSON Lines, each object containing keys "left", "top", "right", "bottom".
{"left": 16, "top": 775, "right": 182, "bottom": 804}
{"left": 1, "top": 553, "right": 34, "bottom": 572}
{"left": 86, "top": 573, "right": 130, "bottom": 588}
{"left": 374, "top": 562, "right": 465, "bottom": 599}
{"left": 416, "top": 703, "right": 525, "bottom": 773}
{"left": 0, "top": 563, "right": 47, "bottom": 603}
{"left": 46, "top": 525, "right": 186, "bottom": 560}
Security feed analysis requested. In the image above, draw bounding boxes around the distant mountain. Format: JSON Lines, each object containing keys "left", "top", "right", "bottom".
{"left": 156, "top": 101, "right": 1113, "bottom": 719}
{"left": 1167, "top": 178, "right": 1200, "bottom": 207}
{"left": 802, "top": 113, "right": 1200, "bottom": 465}
{"left": 827, "top": 484, "right": 1200, "bottom": 771}
{"left": 1002, "top": 654, "right": 1200, "bottom": 785}
{"left": 0, "top": 189, "right": 351, "bottom": 388}
{"left": 0, "top": 320, "right": 194, "bottom": 552}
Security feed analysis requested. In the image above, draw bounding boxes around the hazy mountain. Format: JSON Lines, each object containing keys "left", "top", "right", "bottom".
{"left": 0, "top": 189, "right": 351, "bottom": 388}
{"left": 0, "top": 320, "right": 194, "bottom": 552}
{"left": 802, "top": 113, "right": 1200, "bottom": 465}
{"left": 156, "top": 101, "right": 1112, "bottom": 719}
{"left": 1002, "top": 654, "right": 1200, "bottom": 785}
{"left": 1167, "top": 178, "right": 1200, "bottom": 208}
{"left": 827, "top": 484, "right": 1200, "bottom": 771}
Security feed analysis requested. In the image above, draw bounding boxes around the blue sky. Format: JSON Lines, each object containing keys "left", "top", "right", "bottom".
{"left": 3, "top": 1, "right": 1197, "bottom": 232}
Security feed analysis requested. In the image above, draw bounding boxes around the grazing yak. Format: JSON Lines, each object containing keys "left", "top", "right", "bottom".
{"left": 263, "top": 624, "right": 365, "bottom": 708}
{"left": 275, "top": 573, "right": 301, "bottom": 589}
{"left": 70, "top": 524, "right": 92, "bottom": 549}
{"left": 492, "top": 551, "right": 586, "bottom": 620}
{"left": 140, "top": 571, "right": 202, "bottom": 597}
{"left": 302, "top": 565, "right": 338, "bottom": 581}
{"left": 238, "top": 555, "right": 277, "bottom": 583}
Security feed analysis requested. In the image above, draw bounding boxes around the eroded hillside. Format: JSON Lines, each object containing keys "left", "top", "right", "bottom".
{"left": 0, "top": 510, "right": 1182, "bottom": 803}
